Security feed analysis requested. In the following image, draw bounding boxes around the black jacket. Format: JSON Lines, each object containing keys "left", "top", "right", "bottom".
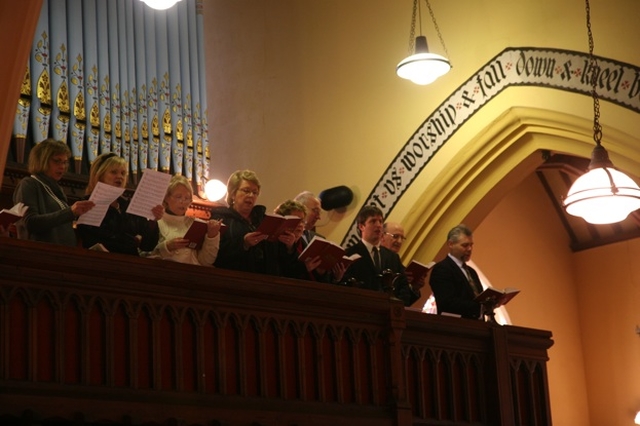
{"left": 210, "top": 205, "right": 280, "bottom": 275}
{"left": 428, "top": 255, "right": 482, "bottom": 319}
{"left": 76, "top": 196, "right": 159, "bottom": 255}
{"left": 343, "top": 240, "right": 419, "bottom": 306}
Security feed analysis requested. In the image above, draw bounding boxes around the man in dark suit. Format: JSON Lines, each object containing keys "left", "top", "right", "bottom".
{"left": 342, "top": 205, "right": 421, "bottom": 306}
{"left": 293, "top": 191, "right": 323, "bottom": 246}
{"left": 429, "top": 224, "right": 483, "bottom": 319}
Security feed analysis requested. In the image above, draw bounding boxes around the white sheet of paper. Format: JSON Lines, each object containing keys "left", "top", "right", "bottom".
{"left": 76, "top": 182, "right": 126, "bottom": 227}
{"left": 126, "top": 169, "right": 172, "bottom": 220}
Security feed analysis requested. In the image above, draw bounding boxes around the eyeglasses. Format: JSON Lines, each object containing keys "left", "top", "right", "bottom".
{"left": 170, "top": 194, "right": 192, "bottom": 202}
{"left": 385, "top": 232, "right": 407, "bottom": 241}
{"left": 238, "top": 188, "right": 260, "bottom": 197}
{"left": 51, "top": 158, "right": 70, "bottom": 166}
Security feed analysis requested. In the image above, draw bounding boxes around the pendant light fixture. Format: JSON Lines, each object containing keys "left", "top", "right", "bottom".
{"left": 396, "top": 0, "right": 451, "bottom": 85}
{"left": 563, "top": 0, "right": 640, "bottom": 224}
{"left": 140, "top": 0, "right": 182, "bottom": 10}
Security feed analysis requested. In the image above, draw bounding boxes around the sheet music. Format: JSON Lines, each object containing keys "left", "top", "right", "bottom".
{"left": 76, "top": 182, "right": 126, "bottom": 227}
{"left": 126, "top": 169, "right": 172, "bottom": 220}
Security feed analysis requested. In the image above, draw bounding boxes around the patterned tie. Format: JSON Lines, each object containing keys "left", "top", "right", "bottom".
{"left": 301, "top": 230, "right": 311, "bottom": 246}
{"left": 463, "top": 263, "right": 481, "bottom": 296}
{"left": 372, "top": 246, "right": 381, "bottom": 271}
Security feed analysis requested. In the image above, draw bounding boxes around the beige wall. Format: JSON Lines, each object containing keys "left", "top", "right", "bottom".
{"left": 474, "top": 173, "right": 591, "bottom": 425}
{"left": 206, "top": 0, "right": 640, "bottom": 243}
{"left": 205, "top": 1, "right": 640, "bottom": 424}
{"left": 575, "top": 240, "right": 640, "bottom": 425}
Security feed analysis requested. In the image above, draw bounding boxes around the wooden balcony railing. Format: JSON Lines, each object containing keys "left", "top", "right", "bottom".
{"left": 0, "top": 238, "right": 553, "bottom": 426}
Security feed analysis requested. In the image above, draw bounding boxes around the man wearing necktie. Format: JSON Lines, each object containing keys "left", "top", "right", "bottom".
{"left": 342, "top": 205, "right": 421, "bottom": 306}
{"left": 429, "top": 224, "right": 483, "bottom": 319}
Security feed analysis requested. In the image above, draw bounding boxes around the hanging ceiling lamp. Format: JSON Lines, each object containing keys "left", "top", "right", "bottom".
{"left": 140, "top": 0, "right": 182, "bottom": 10}
{"left": 396, "top": 0, "right": 451, "bottom": 85}
{"left": 563, "top": 0, "right": 640, "bottom": 224}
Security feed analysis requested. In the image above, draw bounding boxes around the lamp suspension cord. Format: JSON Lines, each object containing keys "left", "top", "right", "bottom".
{"left": 408, "top": 0, "right": 418, "bottom": 54}
{"left": 585, "top": 0, "right": 602, "bottom": 147}
{"left": 425, "top": 0, "right": 450, "bottom": 60}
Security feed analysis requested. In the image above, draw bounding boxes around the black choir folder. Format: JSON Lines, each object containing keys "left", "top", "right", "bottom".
{"left": 183, "top": 218, "right": 227, "bottom": 250}
{"left": 474, "top": 287, "right": 520, "bottom": 307}
{"left": 256, "top": 213, "right": 303, "bottom": 241}
{"left": 298, "top": 236, "right": 361, "bottom": 270}
{"left": 0, "top": 202, "right": 28, "bottom": 229}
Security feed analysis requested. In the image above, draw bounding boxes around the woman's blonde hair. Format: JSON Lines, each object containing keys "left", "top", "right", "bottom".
{"left": 274, "top": 199, "right": 306, "bottom": 217}
{"left": 85, "top": 153, "right": 128, "bottom": 194}
{"left": 28, "top": 138, "right": 71, "bottom": 175}
{"left": 225, "top": 169, "right": 261, "bottom": 205}
{"left": 164, "top": 174, "right": 193, "bottom": 206}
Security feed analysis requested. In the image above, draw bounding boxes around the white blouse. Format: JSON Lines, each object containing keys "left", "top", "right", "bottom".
{"left": 151, "top": 213, "right": 220, "bottom": 266}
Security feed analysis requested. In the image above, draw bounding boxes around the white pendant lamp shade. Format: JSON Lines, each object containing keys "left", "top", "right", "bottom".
{"left": 397, "top": 51, "right": 451, "bottom": 85}
{"left": 564, "top": 166, "right": 640, "bottom": 224}
{"left": 397, "top": 0, "right": 452, "bottom": 86}
{"left": 397, "top": 36, "right": 451, "bottom": 85}
{"left": 562, "top": 0, "right": 640, "bottom": 224}
{"left": 141, "top": 0, "right": 182, "bottom": 10}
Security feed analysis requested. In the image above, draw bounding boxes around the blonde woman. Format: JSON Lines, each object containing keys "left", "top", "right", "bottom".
{"left": 150, "top": 175, "right": 221, "bottom": 266}
{"left": 210, "top": 169, "right": 280, "bottom": 275}
{"left": 275, "top": 199, "right": 346, "bottom": 283}
{"left": 76, "top": 152, "right": 163, "bottom": 255}
{"left": 13, "top": 139, "right": 95, "bottom": 246}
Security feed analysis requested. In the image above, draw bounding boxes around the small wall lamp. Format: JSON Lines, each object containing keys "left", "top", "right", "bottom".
{"left": 204, "top": 179, "right": 227, "bottom": 202}
{"left": 140, "top": 0, "right": 182, "bottom": 10}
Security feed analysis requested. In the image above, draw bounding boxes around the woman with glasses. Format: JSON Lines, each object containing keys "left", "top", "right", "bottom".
{"left": 210, "top": 169, "right": 279, "bottom": 275}
{"left": 76, "top": 152, "right": 164, "bottom": 255}
{"left": 13, "top": 138, "right": 96, "bottom": 246}
{"left": 149, "top": 174, "right": 222, "bottom": 265}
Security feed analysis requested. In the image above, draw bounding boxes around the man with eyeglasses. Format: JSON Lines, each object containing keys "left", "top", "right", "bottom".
{"left": 293, "top": 191, "right": 323, "bottom": 246}
{"left": 341, "top": 206, "right": 421, "bottom": 307}
{"left": 381, "top": 222, "right": 407, "bottom": 254}
{"left": 381, "top": 221, "right": 430, "bottom": 294}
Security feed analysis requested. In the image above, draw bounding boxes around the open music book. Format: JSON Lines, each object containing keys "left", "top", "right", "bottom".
{"left": 256, "top": 213, "right": 303, "bottom": 242}
{"left": 183, "top": 218, "right": 227, "bottom": 250}
{"left": 183, "top": 218, "right": 209, "bottom": 250}
{"left": 0, "top": 202, "right": 28, "bottom": 229}
{"left": 404, "top": 260, "right": 436, "bottom": 280}
{"left": 474, "top": 287, "right": 520, "bottom": 307}
{"left": 298, "top": 235, "right": 361, "bottom": 270}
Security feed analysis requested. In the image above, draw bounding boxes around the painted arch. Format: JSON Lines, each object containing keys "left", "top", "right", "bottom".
{"left": 340, "top": 46, "right": 640, "bottom": 263}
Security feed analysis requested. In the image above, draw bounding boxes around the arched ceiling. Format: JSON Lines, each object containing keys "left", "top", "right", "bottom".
{"left": 403, "top": 106, "right": 640, "bottom": 263}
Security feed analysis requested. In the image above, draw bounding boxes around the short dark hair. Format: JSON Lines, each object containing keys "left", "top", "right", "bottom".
{"left": 356, "top": 205, "right": 383, "bottom": 226}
